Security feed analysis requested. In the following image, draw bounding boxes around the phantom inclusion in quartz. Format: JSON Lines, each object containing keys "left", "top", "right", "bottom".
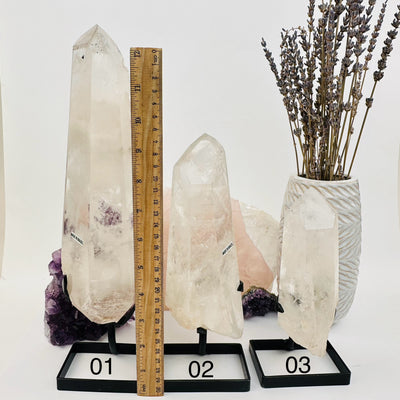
{"left": 167, "top": 134, "right": 244, "bottom": 338}
{"left": 278, "top": 188, "right": 339, "bottom": 356}
{"left": 61, "top": 25, "right": 134, "bottom": 325}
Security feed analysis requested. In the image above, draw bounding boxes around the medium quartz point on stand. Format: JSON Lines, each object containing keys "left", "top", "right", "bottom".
{"left": 167, "top": 134, "right": 244, "bottom": 338}
{"left": 278, "top": 188, "right": 339, "bottom": 356}
{"left": 62, "top": 25, "right": 133, "bottom": 325}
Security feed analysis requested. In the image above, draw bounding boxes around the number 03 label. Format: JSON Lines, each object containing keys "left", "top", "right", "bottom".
{"left": 285, "top": 356, "right": 311, "bottom": 374}
{"left": 256, "top": 349, "right": 340, "bottom": 376}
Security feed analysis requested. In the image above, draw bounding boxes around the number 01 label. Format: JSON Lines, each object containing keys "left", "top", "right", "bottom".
{"left": 64, "top": 353, "right": 135, "bottom": 380}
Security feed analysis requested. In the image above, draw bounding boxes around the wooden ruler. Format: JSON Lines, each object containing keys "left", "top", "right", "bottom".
{"left": 130, "top": 47, "right": 164, "bottom": 396}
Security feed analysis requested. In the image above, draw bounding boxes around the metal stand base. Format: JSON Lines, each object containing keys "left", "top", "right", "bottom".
{"left": 249, "top": 338, "right": 351, "bottom": 388}
{"left": 57, "top": 342, "right": 136, "bottom": 393}
{"left": 57, "top": 332, "right": 250, "bottom": 393}
{"left": 163, "top": 341, "right": 250, "bottom": 392}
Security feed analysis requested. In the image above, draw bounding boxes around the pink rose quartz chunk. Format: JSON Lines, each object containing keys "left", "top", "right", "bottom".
{"left": 231, "top": 200, "right": 274, "bottom": 291}
{"left": 163, "top": 189, "right": 277, "bottom": 296}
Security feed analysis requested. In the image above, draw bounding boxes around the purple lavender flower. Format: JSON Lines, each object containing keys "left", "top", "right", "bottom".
{"left": 242, "top": 286, "right": 283, "bottom": 319}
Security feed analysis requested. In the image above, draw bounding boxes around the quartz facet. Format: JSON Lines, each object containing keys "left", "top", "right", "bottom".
{"left": 278, "top": 188, "right": 338, "bottom": 356}
{"left": 166, "top": 134, "right": 244, "bottom": 338}
{"left": 62, "top": 25, "right": 134, "bottom": 325}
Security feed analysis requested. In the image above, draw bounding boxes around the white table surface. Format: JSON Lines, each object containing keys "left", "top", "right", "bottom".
{"left": 1, "top": 253, "right": 399, "bottom": 400}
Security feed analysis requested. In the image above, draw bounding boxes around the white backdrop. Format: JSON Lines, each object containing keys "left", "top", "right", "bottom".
{"left": 0, "top": 0, "right": 399, "bottom": 399}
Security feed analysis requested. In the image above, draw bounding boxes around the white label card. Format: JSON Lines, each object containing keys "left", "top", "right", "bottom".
{"left": 256, "top": 349, "right": 340, "bottom": 376}
{"left": 165, "top": 353, "right": 244, "bottom": 380}
{"left": 71, "top": 232, "right": 84, "bottom": 246}
{"left": 65, "top": 353, "right": 136, "bottom": 380}
{"left": 64, "top": 352, "right": 245, "bottom": 381}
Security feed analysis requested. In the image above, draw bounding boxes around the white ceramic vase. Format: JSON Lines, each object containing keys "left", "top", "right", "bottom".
{"left": 281, "top": 175, "right": 361, "bottom": 321}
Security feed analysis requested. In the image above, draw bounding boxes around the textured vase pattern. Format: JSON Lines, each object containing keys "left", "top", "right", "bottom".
{"left": 281, "top": 175, "right": 361, "bottom": 321}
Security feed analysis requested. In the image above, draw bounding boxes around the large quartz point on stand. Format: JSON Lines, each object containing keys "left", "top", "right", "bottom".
{"left": 167, "top": 134, "right": 244, "bottom": 338}
{"left": 278, "top": 188, "right": 338, "bottom": 356}
{"left": 62, "top": 25, "right": 133, "bottom": 325}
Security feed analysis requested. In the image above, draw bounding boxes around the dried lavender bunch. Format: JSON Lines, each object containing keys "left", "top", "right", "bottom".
{"left": 262, "top": 0, "right": 400, "bottom": 180}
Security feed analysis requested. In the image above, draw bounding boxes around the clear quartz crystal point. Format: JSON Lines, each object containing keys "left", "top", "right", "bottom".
{"left": 61, "top": 25, "right": 133, "bottom": 324}
{"left": 167, "top": 134, "right": 244, "bottom": 338}
{"left": 278, "top": 188, "right": 339, "bottom": 356}
{"left": 0, "top": 83, "right": 4, "bottom": 277}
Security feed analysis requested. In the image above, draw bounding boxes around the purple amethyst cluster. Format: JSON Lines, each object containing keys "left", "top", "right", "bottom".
{"left": 242, "top": 286, "right": 283, "bottom": 319}
{"left": 44, "top": 249, "right": 107, "bottom": 345}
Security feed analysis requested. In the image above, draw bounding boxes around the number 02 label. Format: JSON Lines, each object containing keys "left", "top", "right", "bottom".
{"left": 163, "top": 354, "right": 244, "bottom": 380}
{"left": 188, "top": 360, "right": 214, "bottom": 378}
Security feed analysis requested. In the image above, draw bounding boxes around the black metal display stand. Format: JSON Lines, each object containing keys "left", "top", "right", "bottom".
{"left": 57, "top": 326, "right": 250, "bottom": 393}
{"left": 249, "top": 338, "right": 351, "bottom": 388}
{"left": 163, "top": 327, "right": 250, "bottom": 392}
{"left": 57, "top": 341, "right": 136, "bottom": 392}
{"left": 58, "top": 277, "right": 249, "bottom": 393}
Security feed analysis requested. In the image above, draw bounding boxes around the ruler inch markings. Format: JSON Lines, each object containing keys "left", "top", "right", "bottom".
{"left": 130, "top": 47, "right": 164, "bottom": 397}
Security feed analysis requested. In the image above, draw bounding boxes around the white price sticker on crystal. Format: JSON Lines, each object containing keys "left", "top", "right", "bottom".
{"left": 222, "top": 242, "right": 234, "bottom": 256}
{"left": 70, "top": 232, "right": 84, "bottom": 246}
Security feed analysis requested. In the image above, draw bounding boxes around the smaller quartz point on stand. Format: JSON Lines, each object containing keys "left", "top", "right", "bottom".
{"left": 278, "top": 188, "right": 339, "bottom": 356}
{"left": 62, "top": 25, "right": 133, "bottom": 325}
{"left": 167, "top": 134, "right": 244, "bottom": 338}
{"left": 0, "top": 82, "right": 5, "bottom": 277}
